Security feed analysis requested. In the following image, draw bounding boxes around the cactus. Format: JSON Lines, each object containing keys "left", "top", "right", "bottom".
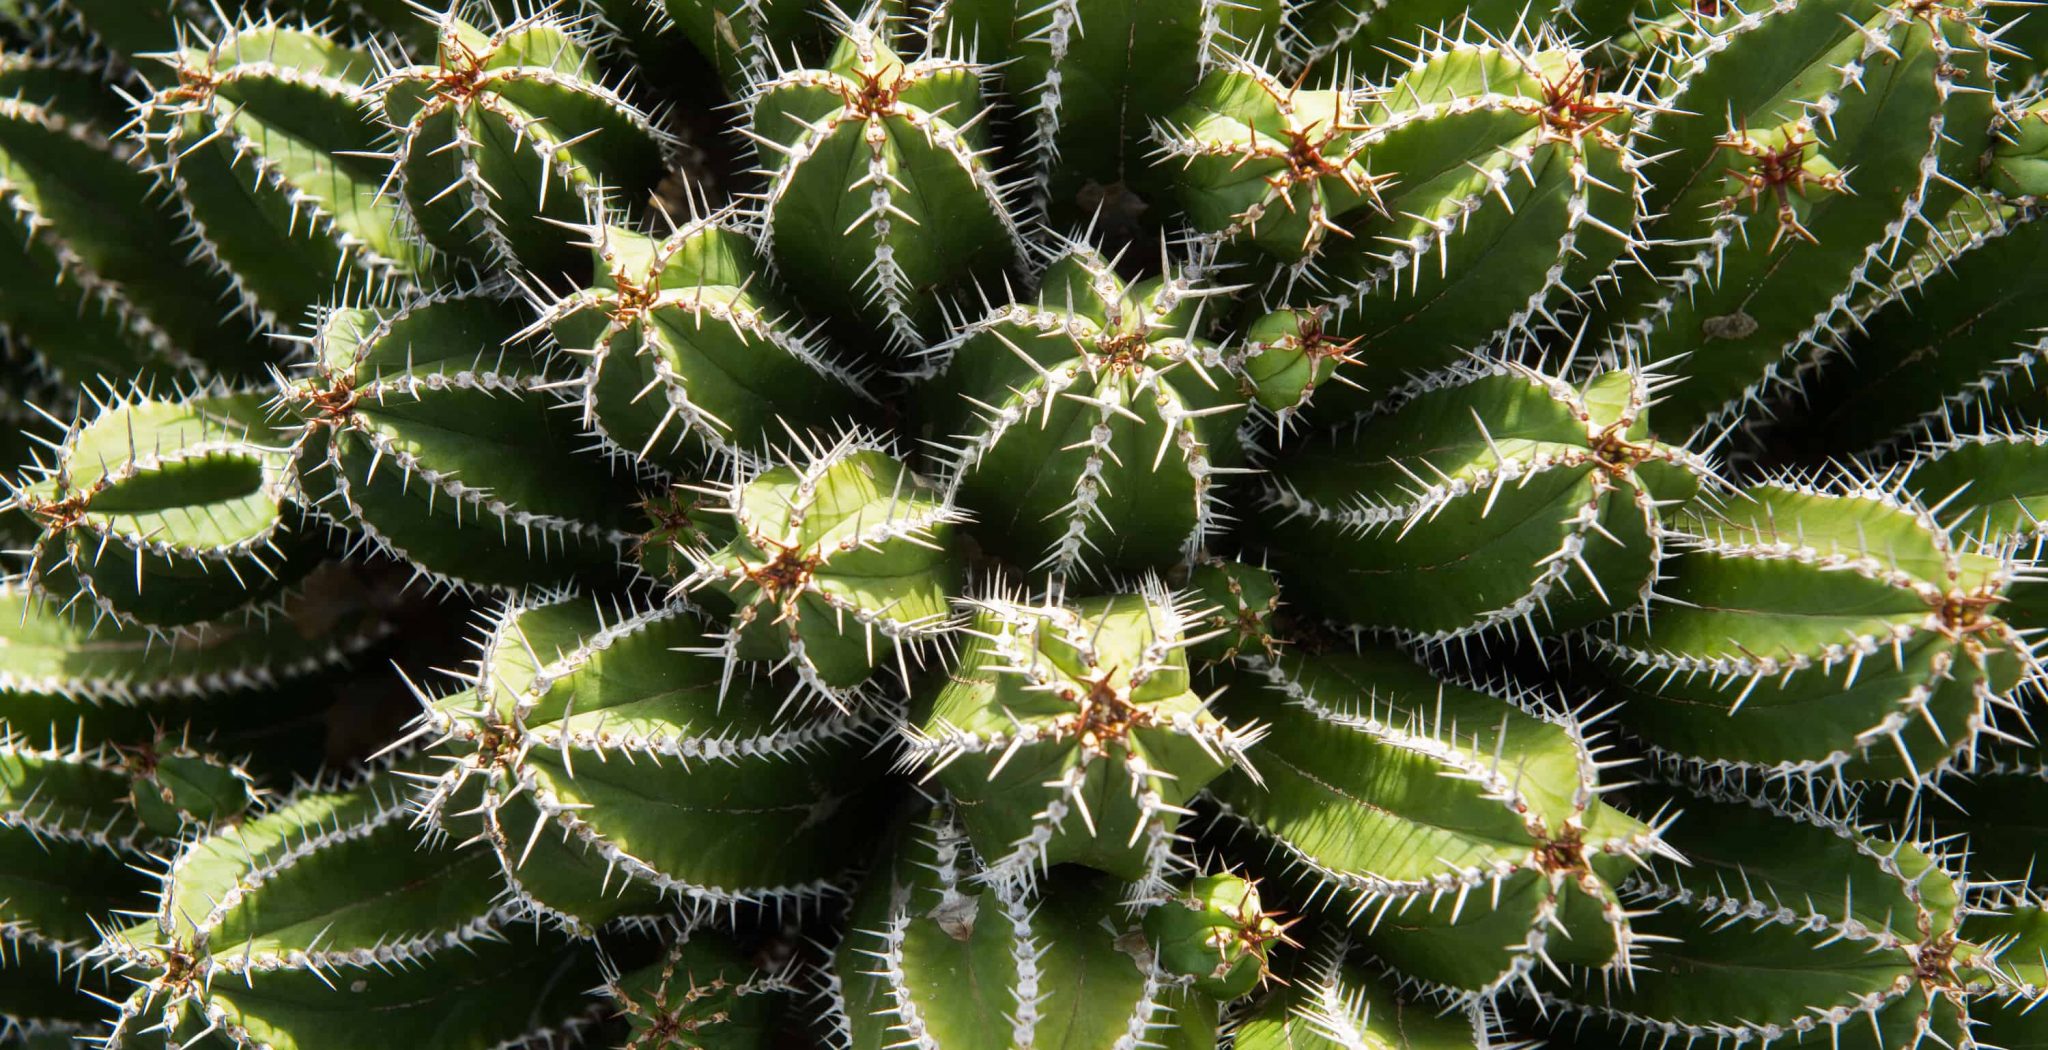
{"left": 831, "top": 804, "right": 1222, "bottom": 1050}
{"left": 1153, "top": 58, "right": 1383, "bottom": 270}
{"left": 1257, "top": 363, "right": 1710, "bottom": 643}
{"left": 1207, "top": 644, "right": 1667, "bottom": 997}
{"left": 537, "top": 217, "right": 869, "bottom": 474}
{"left": 743, "top": 10, "right": 1026, "bottom": 352}
{"left": 7, "top": 387, "right": 322, "bottom": 630}
{"left": 282, "top": 291, "right": 638, "bottom": 593}
{"left": 1536, "top": 785, "right": 2005, "bottom": 1050}
{"left": 903, "top": 583, "right": 1263, "bottom": 891}
{"left": 1279, "top": 0, "right": 1640, "bottom": 83}
{"left": 1596, "top": 0, "right": 1998, "bottom": 435}
{"left": 4, "top": 0, "right": 2048, "bottom": 1046}
{"left": 675, "top": 431, "right": 960, "bottom": 709}
{"left": 1182, "top": 557, "right": 1283, "bottom": 668}
{"left": 96, "top": 761, "right": 607, "bottom": 1050}
{"left": 1582, "top": 476, "right": 2037, "bottom": 792}
{"left": 1230, "top": 937, "right": 1503, "bottom": 1050}
{"left": 930, "top": 0, "right": 1282, "bottom": 223}
{"left": 376, "top": 7, "right": 672, "bottom": 279}
{"left": 1143, "top": 871, "right": 1294, "bottom": 999}
{"left": 130, "top": 22, "right": 438, "bottom": 335}
{"left": 927, "top": 243, "right": 1247, "bottom": 581}
{"left": 412, "top": 595, "right": 894, "bottom": 935}
{"left": 1772, "top": 206, "right": 2048, "bottom": 457}
{"left": 0, "top": 53, "right": 267, "bottom": 383}
{"left": 1272, "top": 35, "right": 1640, "bottom": 408}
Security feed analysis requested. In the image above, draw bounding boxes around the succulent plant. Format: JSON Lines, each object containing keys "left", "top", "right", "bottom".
{"left": 375, "top": 7, "right": 673, "bottom": 280}
{"left": 1258, "top": 363, "right": 1710, "bottom": 643}
{"left": 0, "top": 1, "right": 2046, "bottom": 1047}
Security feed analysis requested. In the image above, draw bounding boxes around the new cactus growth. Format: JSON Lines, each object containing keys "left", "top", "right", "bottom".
{"left": 1143, "top": 872, "right": 1294, "bottom": 999}
{"left": 602, "top": 932, "right": 794, "bottom": 1049}
{"left": 0, "top": 0, "right": 2047, "bottom": 1045}
{"left": 1182, "top": 558, "right": 1283, "bottom": 668}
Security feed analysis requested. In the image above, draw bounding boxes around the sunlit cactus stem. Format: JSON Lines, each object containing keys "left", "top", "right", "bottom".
{"left": 743, "top": 8, "right": 1027, "bottom": 352}
{"left": 676, "top": 430, "right": 961, "bottom": 711}
{"left": 927, "top": 242, "right": 1250, "bottom": 583}
{"left": 539, "top": 217, "right": 870, "bottom": 475}
{"left": 376, "top": 5, "right": 674, "bottom": 280}
{"left": 130, "top": 21, "right": 441, "bottom": 334}
{"left": 902, "top": 582, "right": 1264, "bottom": 894}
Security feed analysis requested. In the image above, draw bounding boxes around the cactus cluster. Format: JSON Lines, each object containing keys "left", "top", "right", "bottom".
{"left": 1, "top": 1, "right": 2047, "bottom": 1048}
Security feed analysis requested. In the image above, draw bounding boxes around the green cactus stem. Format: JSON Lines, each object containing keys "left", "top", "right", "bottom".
{"left": 0, "top": 53, "right": 267, "bottom": 384}
{"left": 1280, "top": 37, "right": 1640, "bottom": 408}
{"left": 1143, "top": 871, "right": 1296, "bottom": 999}
{"left": 1231, "top": 307, "right": 1365, "bottom": 439}
{"left": 1596, "top": 0, "right": 1996, "bottom": 435}
{"left": 130, "top": 22, "right": 438, "bottom": 334}
{"left": 1990, "top": 92, "right": 2048, "bottom": 199}
{"left": 928, "top": 0, "right": 1282, "bottom": 224}
{"left": 831, "top": 805, "right": 1222, "bottom": 1050}
{"left": 926, "top": 243, "right": 1248, "bottom": 582}
{"left": 283, "top": 291, "right": 638, "bottom": 594}
{"left": 676, "top": 431, "right": 960, "bottom": 710}
{"left": 1230, "top": 937, "right": 1502, "bottom": 1050}
{"left": 1181, "top": 558, "right": 1284, "bottom": 669}
{"left": 0, "top": 571, "right": 387, "bottom": 705}
{"left": 8, "top": 387, "right": 321, "bottom": 630}
{"left": 1257, "top": 364, "right": 1710, "bottom": 644}
{"left": 1863, "top": 752, "right": 2048, "bottom": 891}
{"left": 903, "top": 583, "right": 1263, "bottom": 892}
{"left": 411, "top": 595, "right": 893, "bottom": 935}
{"left": 642, "top": 0, "right": 813, "bottom": 91}
{"left": 1582, "top": 476, "right": 2039, "bottom": 792}
{"left": 744, "top": 10, "right": 1026, "bottom": 352}
{"left": 1152, "top": 59, "right": 1385, "bottom": 269}
{"left": 376, "top": 7, "right": 673, "bottom": 279}
{"left": 1773, "top": 205, "right": 2048, "bottom": 457}
{"left": 1536, "top": 786, "right": 1995, "bottom": 1050}
{"left": 1278, "top": 0, "right": 1641, "bottom": 82}
{"left": 537, "top": 217, "right": 869, "bottom": 474}
{"left": 1207, "top": 644, "right": 1667, "bottom": 997}
{"left": 0, "top": 723, "right": 153, "bottom": 1048}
